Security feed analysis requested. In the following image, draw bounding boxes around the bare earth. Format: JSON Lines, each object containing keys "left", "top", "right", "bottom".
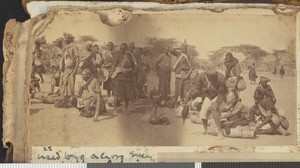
{"left": 29, "top": 71, "right": 297, "bottom": 146}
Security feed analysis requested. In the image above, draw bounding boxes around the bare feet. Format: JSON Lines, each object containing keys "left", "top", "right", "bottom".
{"left": 113, "top": 111, "right": 118, "bottom": 116}
{"left": 216, "top": 132, "right": 225, "bottom": 139}
{"left": 92, "top": 117, "right": 99, "bottom": 122}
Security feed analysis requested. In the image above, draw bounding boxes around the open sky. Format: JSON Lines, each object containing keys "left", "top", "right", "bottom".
{"left": 42, "top": 11, "right": 296, "bottom": 59}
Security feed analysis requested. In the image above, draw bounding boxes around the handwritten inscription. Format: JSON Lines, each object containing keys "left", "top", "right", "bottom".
{"left": 91, "top": 152, "right": 124, "bottom": 163}
{"left": 129, "top": 151, "right": 155, "bottom": 161}
{"left": 35, "top": 147, "right": 155, "bottom": 163}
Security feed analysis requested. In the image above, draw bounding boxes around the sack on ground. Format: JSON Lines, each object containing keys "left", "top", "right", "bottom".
{"left": 41, "top": 95, "right": 61, "bottom": 104}
{"left": 237, "top": 78, "right": 247, "bottom": 91}
{"left": 54, "top": 98, "right": 70, "bottom": 108}
{"left": 107, "top": 96, "right": 121, "bottom": 107}
{"left": 149, "top": 112, "right": 170, "bottom": 125}
{"left": 280, "top": 116, "right": 289, "bottom": 130}
{"left": 190, "top": 113, "right": 203, "bottom": 124}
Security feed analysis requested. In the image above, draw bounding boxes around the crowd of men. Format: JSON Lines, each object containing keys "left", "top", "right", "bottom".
{"left": 30, "top": 33, "right": 290, "bottom": 137}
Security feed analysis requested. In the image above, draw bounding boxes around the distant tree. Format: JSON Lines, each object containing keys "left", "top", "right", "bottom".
{"left": 144, "top": 37, "right": 200, "bottom": 70}
{"left": 208, "top": 44, "right": 269, "bottom": 69}
{"left": 78, "top": 35, "right": 98, "bottom": 43}
{"left": 40, "top": 43, "right": 56, "bottom": 73}
{"left": 238, "top": 45, "right": 269, "bottom": 65}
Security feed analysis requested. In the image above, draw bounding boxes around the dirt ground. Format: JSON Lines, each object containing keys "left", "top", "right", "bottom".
{"left": 29, "top": 70, "right": 297, "bottom": 146}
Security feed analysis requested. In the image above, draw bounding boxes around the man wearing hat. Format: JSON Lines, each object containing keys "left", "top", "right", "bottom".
{"left": 170, "top": 40, "right": 193, "bottom": 104}
{"left": 188, "top": 62, "right": 227, "bottom": 137}
{"left": 254, "top": 76, "right": 276, "bottom": 104}
{"left": 59, "top": 32, "right": 79, "bottom": 98}
{"left": 156, "top": 46, "right": 172, "bottom": 100}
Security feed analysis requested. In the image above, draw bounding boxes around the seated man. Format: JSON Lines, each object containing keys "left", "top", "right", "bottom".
{"left": 251, "top": 89, "right": 290, "bottom": 136}
{"left": 220, "top": 78, "right": 250, "bottom": 134}
{"left": 255, "top": 76, "right": 276, "bottom": 104}
{"left": 75, "top": 68, "right": 105, "bottom": 122}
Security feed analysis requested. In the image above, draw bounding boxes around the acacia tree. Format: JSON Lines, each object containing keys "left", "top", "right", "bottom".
{"left": 208, "top": 45, "right": 269, "bottom": 69}
{"left": 238, "top": 45, "right": 269, "bottom": 65}
{"left": 144, "top": 37, "right": 200, "bottom": 70}
{"left": 77, "top": 35, "right": 98, "bottom": 51}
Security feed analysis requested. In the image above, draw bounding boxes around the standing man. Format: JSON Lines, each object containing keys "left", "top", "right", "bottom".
{"left": 128, "top": 42, "right": 139, "bottom": 101}
{"left": 136, "top": 47, "right": 150, "bottom": 98}
{"left": 32, "top": 36, "right": 47, "bottom": 83}
{"left": 170, "top": 41, "right": 193, "bottom": 104}
{"left": 156, "top": 46, "right": 172, "bottom": 100}
{"left": 188, "top": 62, "right": 227, "bottom": 137}
{"left": 103, "top": 42, "right": 116, "bottom": 98}
{"left": 59, "top": 33, "right": 79, "bottom": 99}
{"left": 224, "top": 52, "right": 241, "bottom": 79}
{"left": 280, "top": 66, "right": 285, "bottom": 78}
{"left": 248, "top": 63, "right": 258, "bottom": 84}
{"left": 49, "top": 37, "right": 64, "bottom": 95}
{"left": 273, "top": 66, "right": 277, "bottom": 76}
{"left": 79, "top": 42, "right": 94, "bottom": 73}
{"left": 112, "top": 43, "right": 135, "bottom": 115}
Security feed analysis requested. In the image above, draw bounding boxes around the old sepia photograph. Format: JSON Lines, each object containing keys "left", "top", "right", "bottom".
{"left": 25, "top": 10, "right": 297, "bottom": 148}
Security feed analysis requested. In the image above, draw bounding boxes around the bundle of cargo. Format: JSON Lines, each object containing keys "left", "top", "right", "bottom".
{"left": 226, "top": 125, "right": 256, "bottom": 139}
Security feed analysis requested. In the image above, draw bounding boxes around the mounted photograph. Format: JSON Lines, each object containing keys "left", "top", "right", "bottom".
{"left": 2, "top": 2, "right": 300, "bottom": 162}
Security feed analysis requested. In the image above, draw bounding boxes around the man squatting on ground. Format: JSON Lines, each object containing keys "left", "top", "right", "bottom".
{"left": 249, "top": 83, "right": 290, "bottom": 136}
{"left": 75, "top": 68, "right": 102, "bottom": 122}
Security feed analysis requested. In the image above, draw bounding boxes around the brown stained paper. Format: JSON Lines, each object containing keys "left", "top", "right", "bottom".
{"left": 3, "top": 3, "right": 300, "bottom": 163}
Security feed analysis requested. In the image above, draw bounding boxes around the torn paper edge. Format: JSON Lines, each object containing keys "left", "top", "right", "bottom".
{"left": 26, "top": 1, "right": 300, "bottom": 18}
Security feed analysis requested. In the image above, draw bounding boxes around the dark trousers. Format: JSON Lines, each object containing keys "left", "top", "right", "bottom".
{"left": 157, "top": 70, "right": 171, "bottom": 97}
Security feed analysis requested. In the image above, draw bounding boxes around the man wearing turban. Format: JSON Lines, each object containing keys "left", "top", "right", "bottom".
{"left": 254, "top": 76, "right": 276, "bottom": 104}
{"left": 59, "top": 33, "right": 79, "bottom": 98}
